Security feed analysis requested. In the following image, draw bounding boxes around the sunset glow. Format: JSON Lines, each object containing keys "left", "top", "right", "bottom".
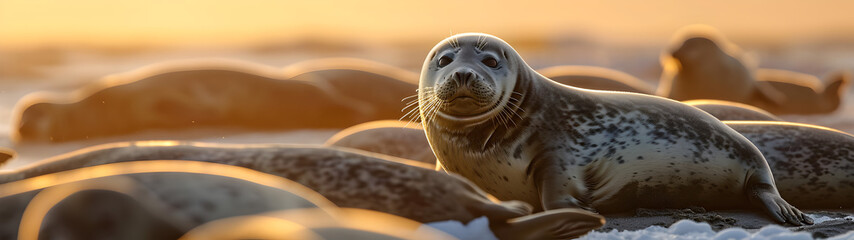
{"left": 1, "top": 0, "right": 853, "bottom": 48}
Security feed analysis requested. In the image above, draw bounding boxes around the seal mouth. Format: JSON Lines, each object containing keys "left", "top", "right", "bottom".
{"left": 442, "top": 96, "right": 496, "bottom": 117}
{"left": 434, "top": 88, "right": 507, "bottom": 123}
{"left": 448, "top": 96, "right": 475, "bottom": 103}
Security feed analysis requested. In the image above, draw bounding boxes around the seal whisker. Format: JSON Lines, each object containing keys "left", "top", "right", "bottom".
{"left": 500, "top": 107, "right": 517, "bottom": 127}
{"left": 421, "top": 97, "right": 441, "bottom": 123}
{"left": 429, "top": 99, "right": 444, "bottom": 123}
{"left": 401, "top": 99, "right": 421, "bottom": 112}
{"left": 400, "top": 104, "right": 422, "bottom": 124}
{"left": 505, "top": 101, "right": 526, "bottom": 118}
{"left": 401, "top": 94, "right": 419, "bottom": 102}
{"left": 494, "top": 108, "right": 510, "bottom": 129}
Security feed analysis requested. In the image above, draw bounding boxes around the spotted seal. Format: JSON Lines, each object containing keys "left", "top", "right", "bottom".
{"left": 0, "top": 141, "right": 605, "bottom": 238}
{"left": 725, "top": 121, "right": 854, "bottom": 209}
{"left": 418, "top": 33, "right": 811, "bottom": 225}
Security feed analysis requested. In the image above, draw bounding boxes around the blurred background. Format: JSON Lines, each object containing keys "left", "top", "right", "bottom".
{"left": 1, "top": 0, "right": 853, "bottom": 149}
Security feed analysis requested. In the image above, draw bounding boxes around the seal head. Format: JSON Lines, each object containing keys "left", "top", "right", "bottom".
{"left": 419, "top": 33, "right": 522, "bottom": 128}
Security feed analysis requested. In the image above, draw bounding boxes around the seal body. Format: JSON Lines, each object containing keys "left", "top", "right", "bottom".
{"left": 684, "top": 100, "right": 781, "bottom": 121}
{"left": 325, "top": 120, "right": 436, "bottom": 165}
{"left": 13, "top": 58, "right": 419, "bottom": 143}
{"left": 751, "top": 69, "right": 849, "bottom": 115}
{"left": 538, "top": 65, "right": 654, "bottom": 94}
{"left": 725, "top": 121, "right": 854, "bottom": 209}
{"left": 419, "top": 33, "right": 810, "bottom": 225}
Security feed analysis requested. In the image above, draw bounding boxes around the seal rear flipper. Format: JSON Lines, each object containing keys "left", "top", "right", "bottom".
{"left": 745, "top": 173, "right": 813, "bottom": 226}
{"left": 491, "top": 208, "right": 604, "bottom": 240}
{"left": 469, "top": 200, "right": 532, "bottom": 222}
{"left": 822, "top": 72, "right": 850, "bottom": 109}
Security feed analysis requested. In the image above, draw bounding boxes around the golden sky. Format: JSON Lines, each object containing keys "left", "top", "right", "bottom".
{"left": 1, "top": 0, "right": 853, "bottom": 48}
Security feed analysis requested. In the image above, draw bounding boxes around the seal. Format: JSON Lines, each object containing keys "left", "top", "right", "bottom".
{"left": 0, "top": 141, "right": 605, "bottom": 238}
{"left": 325, "top": 120, "right": 436, "bottom": 166}
{"left": 538, "top": 65, "right": 655, "bottom": 94}
{"left": 657, "top": 27, "right": 849, "bottom": 115}
{"left": 724, "top": 121, "right": 854, "bottom": 209}
{"left": 12, "top": 58, "right": 420, "bottom": 143}
{"left": 683, "top": 100, "right": 781, "bottom": 121}
{"left": 418, "top": 33, "right": 811, "bottom": 225}
{"left": 0, "top": 160, "right": 335, "bottom": 240}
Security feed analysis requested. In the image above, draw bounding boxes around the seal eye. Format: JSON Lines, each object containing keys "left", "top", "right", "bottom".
{"left": 482, "top": 57, "right": 498, "bottom": 68}
{"left": 438, "top": 56, "right": 453, "bottom": 67}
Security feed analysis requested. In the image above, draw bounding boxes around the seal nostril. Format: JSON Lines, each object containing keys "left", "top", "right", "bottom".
{"left": 463, "top": 72, "right": 473, "bottom": 81}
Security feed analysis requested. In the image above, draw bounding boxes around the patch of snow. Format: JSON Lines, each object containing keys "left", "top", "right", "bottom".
{"left": 421, "top": 216, "right": 497, "bottom": 240}
{"left": 423, "top": 217, "right": 854, "bottom": 240}
{"left": 578, "top": 220, "right": 851, "bottom": 240}
{"left": 808, "top": 214, "right": 854, "bottom": 225}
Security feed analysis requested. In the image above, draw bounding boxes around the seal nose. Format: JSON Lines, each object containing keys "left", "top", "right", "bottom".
{"left": 452, "top": 70, "right": 475, "bottom": 87}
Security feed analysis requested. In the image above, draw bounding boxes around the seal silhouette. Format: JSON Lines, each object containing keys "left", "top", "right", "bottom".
{"left": 418, "top": 33, "right": 811, "bottom": 225}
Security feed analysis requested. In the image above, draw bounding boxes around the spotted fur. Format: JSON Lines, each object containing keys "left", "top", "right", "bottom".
{"left": 726, "top": 121, "right": 854, "bottom": 209}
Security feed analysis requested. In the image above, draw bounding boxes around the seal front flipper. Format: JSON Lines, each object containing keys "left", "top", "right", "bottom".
{"left": 492, "top": 208, "right": 605, "bottom": 240}
{"left": 745, "top": 172, "right": 813, "bottom": 225}
{"left": 532, "top": 156, "right": 592, "bottom": 212}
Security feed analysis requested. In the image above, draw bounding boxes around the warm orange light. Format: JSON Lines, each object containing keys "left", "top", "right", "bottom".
{"left": 1, "top": 1, "right": 853, "bottom": 49}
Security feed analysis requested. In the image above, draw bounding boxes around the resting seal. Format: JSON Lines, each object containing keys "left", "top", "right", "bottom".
{"left": 0, "top": 141, "right": 604, "bottom": 239}
{"left": 537, "top": 65, "right": 654, "bottom": 94}
{"left": 725, "top": 121, "right": 854, "bottom": 209}
{"left": 683, "top": 100, "right": 781, "bottom": 121}
{"left": 418, "top": 33, "right": 811, "bottom": 225}
{"left": 12, "top": 58, "right": 419, "bottom": 143}
{"left": 325, "top": 120, "right": 435, "bottom": 166}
